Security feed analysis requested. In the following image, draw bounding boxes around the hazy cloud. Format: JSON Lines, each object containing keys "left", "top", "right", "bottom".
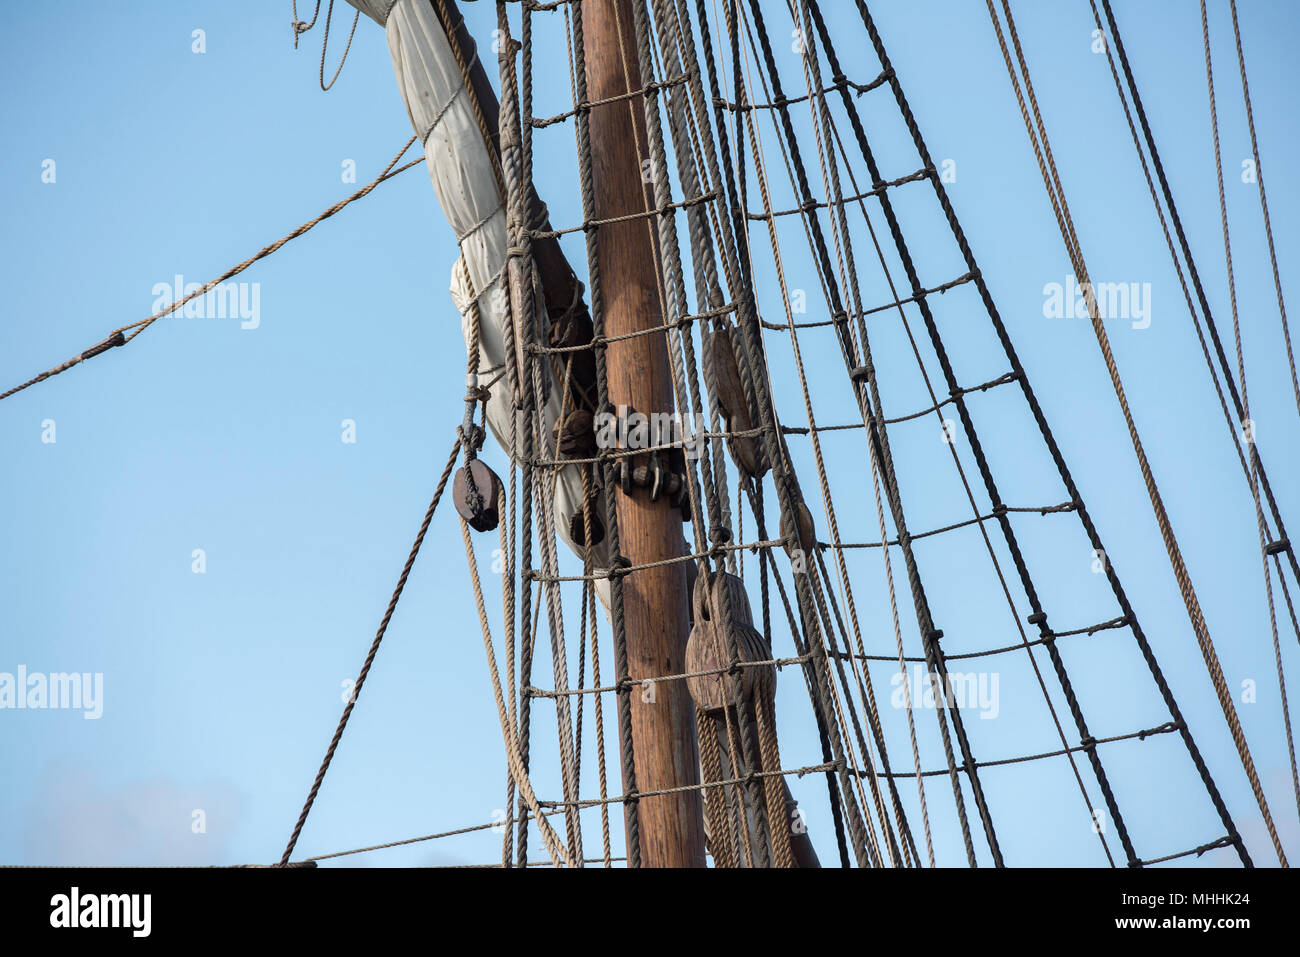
{"left": 22, "top": 758, "right": 245, "bottom": 866}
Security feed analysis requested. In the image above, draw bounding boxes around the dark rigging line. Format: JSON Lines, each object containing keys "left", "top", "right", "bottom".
{"left": 695, "top": 0, "right": 852, "bottom": 867}
{"left": 813, "top": 45, "right": 1117, "bottom": 869}
{"left": 742, "top": 0, "right": 997, "bottom": 867}
{"left": 843, "top": 0, "right": 1248, "bottom": 867}
{"left": 279, "top": 438, "right": 462, "bottom": 866}
{"left": 1096, "top": 0, "right": 1300, "bottom": 598}
{"left": 1095, "top": 0, "right": 1300, "bottom": 830}
{"left": 1089, "top": 0, "right": 1300, "bottom": 664}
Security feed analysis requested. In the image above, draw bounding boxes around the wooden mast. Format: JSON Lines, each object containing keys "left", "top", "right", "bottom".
{"left": 582, "top": 0, "right": 707, "bottom": 868}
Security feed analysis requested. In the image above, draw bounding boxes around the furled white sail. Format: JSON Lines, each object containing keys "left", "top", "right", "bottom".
{"left": 346, "top": 0, "right": 609, "bottom": 591}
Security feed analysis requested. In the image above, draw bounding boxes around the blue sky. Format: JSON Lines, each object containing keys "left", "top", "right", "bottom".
{"left": 1, "top": 0, "right": 1298, "bottom": 868}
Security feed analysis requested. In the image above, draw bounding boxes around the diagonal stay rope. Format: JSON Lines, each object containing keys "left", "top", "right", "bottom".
{"left": 0, "top": 135, "right": 422, "bottom": 404}
{"left": 1200, "top": 0, "right": 1300, "bottom": 829}
{"left": 1226, "top": 0, "right": 1299, "bottom": 418}
{"left": 279, "top": 438, "right": 461, "bottom": 866}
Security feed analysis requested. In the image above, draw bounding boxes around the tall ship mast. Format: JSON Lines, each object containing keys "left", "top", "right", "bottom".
{"left": 2, "top": 0, "right": 1297, "bottom": 872}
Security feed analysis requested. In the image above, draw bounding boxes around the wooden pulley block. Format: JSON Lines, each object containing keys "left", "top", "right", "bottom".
{"left": 557, "top": 408, "right": 596, "bottom": 457}
{"left": 685, "top": 570, "right": 774, "bottom": 714}
{"left": 453, "top": 459, "right": 502, "bottom": 532}
{"left": 567, "top": 506, "right": 605, "bottom": 548}
{"left": 710, "top": 328, "right": 767, "bottom": 478}
{"left": 778, "top": 501, "right": 817, "bottom": 556}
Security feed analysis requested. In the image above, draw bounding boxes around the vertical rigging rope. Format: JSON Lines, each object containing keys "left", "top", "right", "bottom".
{"left": 741, "top": 0, "right": 992, "bottom": 865}
{"left": 695, "top": 0, "right": 851, "bottom": 867}
{"left": 565, "top": 0, "right": 644, "bottom": 867}
{"left": 721, "top": 0, "right": 875, "bottom": 867}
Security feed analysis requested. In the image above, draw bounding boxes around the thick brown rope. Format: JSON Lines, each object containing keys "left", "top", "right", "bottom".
{"left": 756, "top": 691, "right": 794, "bottom": 867}
{"left": 579, "top": 466, "right": 615, "bottom": 866}
{"left": 698, "top": 710, "right": 737, "bottom": 867}
{"left": 431, "top": 0, "right": 506, "bottom": 198}
{"left": 460, "top": 513, "right": 575, "bottom": 868}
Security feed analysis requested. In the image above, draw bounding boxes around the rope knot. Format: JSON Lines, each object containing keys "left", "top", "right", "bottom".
{"left": 605, "top": 554, "right": 633, "bottom": 580}
{"left": 457, "top": 423, "right": 486, "bottom": 454}
{"left": 1139, "top": 721, "right": 1179, "bottom": 741}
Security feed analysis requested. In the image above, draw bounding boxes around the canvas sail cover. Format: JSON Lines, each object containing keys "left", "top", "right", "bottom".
{"left": 346, "top": 0, "right": 610, "bottom": 587}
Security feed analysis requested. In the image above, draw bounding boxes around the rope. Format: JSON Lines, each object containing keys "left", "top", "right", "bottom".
{"left": 844, "top": 0, "right": 1246, "bottom": 866}
{"left": 431, "top": 0, "right": 506, "bottom": 197}
{"left": 585, "top": 549, "right": 615, "bottom": 866}
{"left": 1201, "top": 0, "right": 1300, "bottom": 826}
{"left": 696, "top": 0, "right": 852, "bottom": 866}
{"left": 752, "top": 0, "right": 935, "bottom": 866}
{"left": 721, "top": 0, "right": 891, "bottom": 867}
{"left": 629, "top": 0, "right": 773, "bottom": 866}
{"left": 300, "top": 807, "right": 569, "bottom": 864}
{"left": 1227, "top": 0, "right": 1299, "bottom": 417}
{"left": 318, "top": 0, "right": 360, "bottom": 91}
{"left": 797, "top": 0, "right": 1117, "bottom": 866}
{"left": 760, "top": 14, "right": 914, "bottom": 864}
{"left": 756, "top": 691, "right": 795, "bottom": 866}
{"left": 551, "top": 0, "right": 644, "bottom": 866}
{"left": 291, "top": 0, "right": 321, "bottom": 48}
{"left": 698, "top": 709, "right": 738, "bottom": 866}
{"left": 278, "top": 438, "right": 460, "bottom": 866}
{"left": 984, "top": 0, "right": 1283, "bottom": 866}
{"left": 1090, "top": 0, "right": 1300, "bottom": 866}
{"left": 1, "top": 136, "right": 421, "bottom": 404}
{"left": 460, "top": 511, "right": 575, "bottom": 867}
{"left": 1094, "top": 0, "right": 1300, "bottom": 601}
{"left": 742, "top": 0, "right": 989, "bottom": 864}
{"left": 524, "top": 0, "right": 586, "bottom": 864}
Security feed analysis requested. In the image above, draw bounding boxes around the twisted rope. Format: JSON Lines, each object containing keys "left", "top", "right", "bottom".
{"left": 279, "top": 437, "right": 460, "bottom": 866}
{"left": 1, "top": 136, "right": 421, "bottom": 403}
{"left": 1201, "top": 0, "right": 1300, "bottom": 826}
